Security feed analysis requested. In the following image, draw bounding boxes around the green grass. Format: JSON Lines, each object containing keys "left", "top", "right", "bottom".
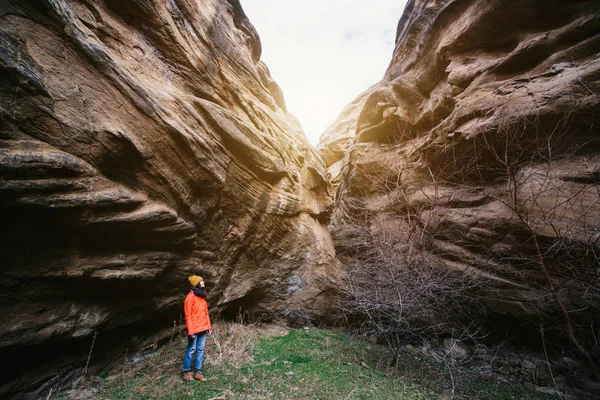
{"left": 97, "top": 325, "right": 560, "bottom": 400}
{"left": 237, "top": 329, "right": 432, "bottom": 399}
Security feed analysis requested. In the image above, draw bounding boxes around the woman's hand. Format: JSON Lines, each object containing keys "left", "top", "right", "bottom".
{"left": 208, "top": 329, "right": 212, "bottom": 335}
{"left": 188, "top": 334, "right": 196, "bottom": 339}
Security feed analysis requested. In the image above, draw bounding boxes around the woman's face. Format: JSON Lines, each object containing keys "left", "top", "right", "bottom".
{"left": 199, "top": 280, "right": 205, "bottom": 288}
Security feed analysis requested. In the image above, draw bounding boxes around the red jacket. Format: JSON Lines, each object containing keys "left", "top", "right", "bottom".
{"left": 184, "top": 291, "right": 212, "bottom": 335}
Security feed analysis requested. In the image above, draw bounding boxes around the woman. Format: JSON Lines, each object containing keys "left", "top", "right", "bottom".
{"left": 182, "top": 275, "right": 212, "bottom": 381}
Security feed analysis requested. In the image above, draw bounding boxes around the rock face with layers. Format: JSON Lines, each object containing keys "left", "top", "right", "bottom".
{"left": 322, "top": 0, "right": 600, "bottom": 340}
{"left": 0, "top": 0, "right": 337, "bottom": 396}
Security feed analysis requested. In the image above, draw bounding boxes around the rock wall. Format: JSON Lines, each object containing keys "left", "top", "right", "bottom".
{"left": 321, "top": 0, "right": 600, "bottom": 341}
{"left": 0, "top": 0, "right": 338, "bottom": 396}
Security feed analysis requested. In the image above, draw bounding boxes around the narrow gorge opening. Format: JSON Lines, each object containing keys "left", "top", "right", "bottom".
{"left": 241, "top": 0, "right": 407, "bottom": 146}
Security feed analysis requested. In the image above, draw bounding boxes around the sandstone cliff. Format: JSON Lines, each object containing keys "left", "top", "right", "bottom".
{"left": 0, "top": 0, "right": 337, "bottom": 396}
{"left": 322, "top": 0, "right": 600, "bottom": 346}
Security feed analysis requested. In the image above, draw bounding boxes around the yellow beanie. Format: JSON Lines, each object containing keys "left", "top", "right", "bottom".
{"left": 188, "top": 275, "right": 203, "bottom": 287}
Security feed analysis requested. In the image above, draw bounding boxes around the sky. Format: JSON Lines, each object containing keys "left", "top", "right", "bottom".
{"left": 242, "top": 0, "right": 407, "bottom": 145}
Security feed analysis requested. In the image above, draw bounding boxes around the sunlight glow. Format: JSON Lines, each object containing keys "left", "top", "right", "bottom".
{"left": 242, "top": 0, "right": 407, "bottom": 146}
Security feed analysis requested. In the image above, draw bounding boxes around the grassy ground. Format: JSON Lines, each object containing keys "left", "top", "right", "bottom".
{"left": 96, "top": 323, "right": 559, "bottom": 400}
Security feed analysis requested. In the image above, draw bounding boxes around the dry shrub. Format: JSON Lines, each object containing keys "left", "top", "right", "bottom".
{"left": 205, "top": 320, "right": 258, "bottom": 369}
{"left": 94, "top": 320, "right": 258, "bottom": 398}
{"left": 333, "top": 204, "right": 487, "bottom": 355}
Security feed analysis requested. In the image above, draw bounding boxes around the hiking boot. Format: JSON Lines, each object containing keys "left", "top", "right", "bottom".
{"left": 194, "top": 372, "right": 207, "bottom": 381}
{"left": 182, "top": 371, "right": 193, "bottom": 381}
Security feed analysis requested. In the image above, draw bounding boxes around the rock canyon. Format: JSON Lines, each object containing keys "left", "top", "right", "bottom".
{"left": 1, "top": 0, "right": 599, "bottom": 397}
{"left": 0, "top": 0, "right": 338, "bottom": 396}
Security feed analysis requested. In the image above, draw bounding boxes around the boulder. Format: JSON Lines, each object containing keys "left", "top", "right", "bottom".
{"left": 443, "top": 338, "right": 471, "bottom": 360}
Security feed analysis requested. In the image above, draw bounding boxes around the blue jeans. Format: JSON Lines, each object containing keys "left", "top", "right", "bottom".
{"left": 182, "top": 331, "right": 207, "bottom": 373}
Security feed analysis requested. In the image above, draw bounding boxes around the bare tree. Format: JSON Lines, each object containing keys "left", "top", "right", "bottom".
{"left": 332, "top": 161, "right": 487, "bottom": 358}
{"left": 465, "top": 114, "right": 600, "bottom": 380}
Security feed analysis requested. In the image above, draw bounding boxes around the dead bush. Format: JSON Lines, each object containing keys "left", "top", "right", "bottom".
{"left": 333, "top": 197, "right": 487, "bottom": 356}
{"left": 205, "top": 320, "right": 258, "bottom": 369}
